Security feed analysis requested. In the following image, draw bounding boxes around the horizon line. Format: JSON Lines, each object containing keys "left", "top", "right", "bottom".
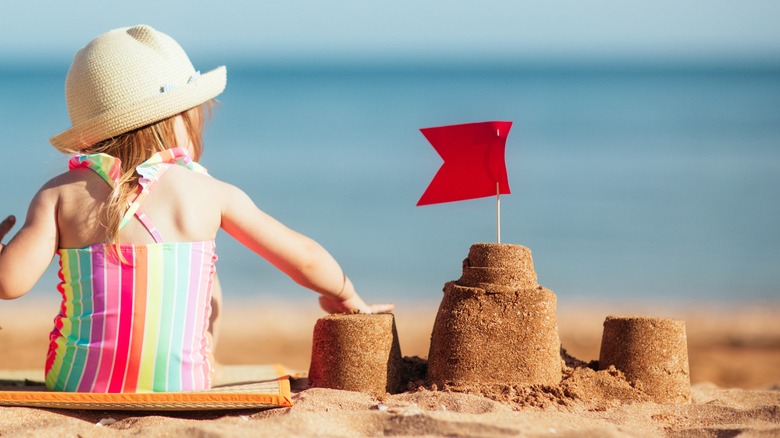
{"left": 2, "top": 54, "right": 780, "bottom": 74}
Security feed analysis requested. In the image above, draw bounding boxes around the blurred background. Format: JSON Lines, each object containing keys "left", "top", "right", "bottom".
{"left": 1, "top": 0, "right": 779, "bottom": 306}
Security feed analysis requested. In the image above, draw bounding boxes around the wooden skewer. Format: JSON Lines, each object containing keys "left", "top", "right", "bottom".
{"left": 496, "top": 182, "right": 501, "bottom": 244}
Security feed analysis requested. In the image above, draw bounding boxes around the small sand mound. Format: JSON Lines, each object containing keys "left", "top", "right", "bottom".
{"left": 309, "top": 313, "right": 403, "bottom": 396}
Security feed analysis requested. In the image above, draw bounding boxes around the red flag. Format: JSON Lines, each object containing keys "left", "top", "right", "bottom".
{"left": 417, "top": 121, "right": 512, "bottom": 206}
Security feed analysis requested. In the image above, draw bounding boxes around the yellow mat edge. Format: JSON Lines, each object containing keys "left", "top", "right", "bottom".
{"left": 0, "top": 364, "right": 293, "bottom": 411}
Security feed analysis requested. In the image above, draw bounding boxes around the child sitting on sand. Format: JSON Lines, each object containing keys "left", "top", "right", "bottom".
{"left": 0, "top": 24, "right": 392, "bottom": 393}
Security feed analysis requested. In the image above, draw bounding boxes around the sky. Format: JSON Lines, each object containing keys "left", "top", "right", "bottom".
{"left": 1, "top": 0, "right": 780, "bottom": 66}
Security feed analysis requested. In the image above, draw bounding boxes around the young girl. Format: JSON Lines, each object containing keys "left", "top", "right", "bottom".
{"left": 0, "top": 25, "right": 392, "bottom": 393}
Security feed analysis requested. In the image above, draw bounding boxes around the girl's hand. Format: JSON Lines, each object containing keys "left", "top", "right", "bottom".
{"left": 319, "top": 295, "right": 394, "bottom": 315}
{"left": 0, "top": 216, "right": 16, "bottom": 250}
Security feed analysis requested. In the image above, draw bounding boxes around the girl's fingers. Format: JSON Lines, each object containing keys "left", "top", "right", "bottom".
{"left": 368, "top": 303, "right": 395, "bottom": 314}
{"left": 318, "top": 296, "right": 342, "bottom": 313}
{"left": 0, "top": 215, "right": 16, "bottom": 241}
{"left": 319, "top": 296, "right": 395, "bottom": 315}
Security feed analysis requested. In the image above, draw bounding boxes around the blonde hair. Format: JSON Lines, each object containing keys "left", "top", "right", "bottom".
{"left": 84, "top": 100, "right": 214, "bottom": 246}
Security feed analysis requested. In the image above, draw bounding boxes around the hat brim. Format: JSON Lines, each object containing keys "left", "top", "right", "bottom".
{"left": 50, "top": 66, "right": 227, "bottom": 153}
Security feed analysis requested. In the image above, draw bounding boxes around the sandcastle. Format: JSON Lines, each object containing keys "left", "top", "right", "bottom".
{"left": 308, "top": 313, "right": 403, "bottom": 396}
{"left": 308, "top": 242, "right": 691, "bottom": 405}
{"left": 599, "top": 316, "right": 691, "bottom": 403}
{"left": 427, "top": 243, "right": 562, "bottom": 388}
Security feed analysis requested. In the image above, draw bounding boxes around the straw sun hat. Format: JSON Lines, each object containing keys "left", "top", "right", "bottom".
{"left": 50, "top": 24, "right": 227, "bottom": 153}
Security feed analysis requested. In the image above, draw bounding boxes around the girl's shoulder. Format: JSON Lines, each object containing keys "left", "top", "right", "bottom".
{"left": 44, "top": 166, "right": 109, "bottom": 191}
{"left": 35, "top": 168, "right": 112, "bottom": 212}
{"left": 161, "top": 164, "right": 237, "bottom": 200}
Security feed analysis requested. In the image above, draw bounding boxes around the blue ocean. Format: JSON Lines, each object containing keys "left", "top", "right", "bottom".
{"left": 2, "top": 62, "right": 779, "bottom": 303}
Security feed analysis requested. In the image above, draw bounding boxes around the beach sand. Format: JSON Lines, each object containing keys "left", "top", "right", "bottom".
{"left": 1, "top": 297, "right": 779, "bottom": 436}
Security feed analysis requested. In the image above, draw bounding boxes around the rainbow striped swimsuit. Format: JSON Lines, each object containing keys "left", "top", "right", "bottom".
{"left": 46, "top": 148, "right": 218, "bottom": 393}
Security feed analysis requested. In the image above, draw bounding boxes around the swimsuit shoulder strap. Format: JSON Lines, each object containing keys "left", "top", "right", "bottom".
{"left": 68, "top": 153, "right": 122, "bottom": 188}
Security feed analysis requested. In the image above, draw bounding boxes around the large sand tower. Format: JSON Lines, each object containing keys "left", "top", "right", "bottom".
{"left": 428, "top": 243, "right": 562, "bottom": 388}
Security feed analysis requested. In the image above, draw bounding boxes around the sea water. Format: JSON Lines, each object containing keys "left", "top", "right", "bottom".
{"left": 1, "top": 62, "right": 779, "bottom": 303}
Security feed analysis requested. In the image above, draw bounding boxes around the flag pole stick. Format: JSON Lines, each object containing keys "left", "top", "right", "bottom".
{"left": 496, "top": 182, "right": 501, "bottom": 244}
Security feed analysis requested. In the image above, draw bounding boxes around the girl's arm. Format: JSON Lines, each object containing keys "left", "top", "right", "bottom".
{"left": 0, "top": 187, "right": 59, "bottom": 300}
{"left": 217, "top": 181, "right": 393, "bottom": 314}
